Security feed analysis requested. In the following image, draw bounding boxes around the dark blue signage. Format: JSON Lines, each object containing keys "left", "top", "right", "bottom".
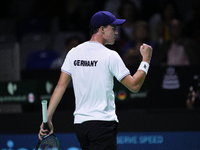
{"left": 0, "top": 132, "right": 199, "bottom": 150}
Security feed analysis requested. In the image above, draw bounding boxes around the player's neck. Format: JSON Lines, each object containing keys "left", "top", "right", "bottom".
{"left": 90, "top": 33, "right": 105, "bottom": 45}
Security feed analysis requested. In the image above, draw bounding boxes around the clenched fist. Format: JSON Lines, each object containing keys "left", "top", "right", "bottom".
{"left": 140, "top": 43, "right": 153, "bottom": 64}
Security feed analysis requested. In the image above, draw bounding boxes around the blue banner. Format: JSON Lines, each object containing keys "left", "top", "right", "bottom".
{"left": 0, "top": 132, "right": 199, "bottom": 150}
{"left": 117, "top": 132, "right": 200, "bottom": 150}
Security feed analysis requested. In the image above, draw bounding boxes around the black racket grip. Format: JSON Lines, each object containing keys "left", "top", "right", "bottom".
{"left": 43, "top": 122, "right": 50, "bottom": 133}
{"left": 40, "top": 123, "right": 50, "bottom": 140}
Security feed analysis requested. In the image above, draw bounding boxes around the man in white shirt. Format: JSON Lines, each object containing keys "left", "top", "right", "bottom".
{"left": 39, "top": 11, "right": 152, "bottom": 150}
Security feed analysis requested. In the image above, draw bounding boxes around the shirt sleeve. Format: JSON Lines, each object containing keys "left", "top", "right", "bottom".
{"left": 61, "top": 52, "right": 72, "bottom": 76}
{"left": 109, "top": 51, "right": 130, "bottom": 81}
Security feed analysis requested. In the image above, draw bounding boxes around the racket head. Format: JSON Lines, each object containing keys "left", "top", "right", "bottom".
{"left": 36, "top": 134, "right": 60, "bottom": 150}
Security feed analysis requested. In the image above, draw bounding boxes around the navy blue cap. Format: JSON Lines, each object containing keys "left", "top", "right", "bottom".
{"left": 90, "top": 11, "right": 126, "bottom": 29}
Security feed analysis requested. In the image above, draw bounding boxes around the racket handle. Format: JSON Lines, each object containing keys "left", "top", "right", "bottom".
{"left": 43, "top": 122, "right": 50, "bottom": 132}
{"left": 41, "top": 100, "right": 50, "bottom": 138}
{"left": 41, "top": 100, "right": 48, "bottom": 123}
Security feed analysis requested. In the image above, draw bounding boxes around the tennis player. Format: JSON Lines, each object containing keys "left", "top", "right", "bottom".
{"left": 38, "top": 11, "right": 152, "bottom": 150}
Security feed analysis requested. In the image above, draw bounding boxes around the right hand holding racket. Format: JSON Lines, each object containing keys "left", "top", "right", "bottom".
{"left": 38, "top": 120, "right": 54, "bottom": 140}
{"left": 36, "top": 100, "right": 60, "bottom": 149}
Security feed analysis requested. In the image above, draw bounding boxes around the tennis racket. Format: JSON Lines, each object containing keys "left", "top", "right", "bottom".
{"left": 36, "top": 100, "right": 60, "bottom": 150}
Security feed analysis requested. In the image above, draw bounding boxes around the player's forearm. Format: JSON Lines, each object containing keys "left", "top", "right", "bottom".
{"left": 131, "top": 70, "right": 146, "bottom": 92}
{"left": 47, "top": 84, "right": 67, "bottom": 121}
{"left": 47, "top": 72, "right": 71, "bottom": 121}
{"left": 121, "top": 70, "right": 146, "bottom": 93}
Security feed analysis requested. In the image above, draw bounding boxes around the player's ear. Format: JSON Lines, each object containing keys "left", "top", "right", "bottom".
{"left": 100, "top": 26, "right": 105, "bottom": 34}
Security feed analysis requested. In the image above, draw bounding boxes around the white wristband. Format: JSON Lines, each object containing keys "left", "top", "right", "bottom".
{"left": 138, "top": 61, "right": 149, "bottom": 75}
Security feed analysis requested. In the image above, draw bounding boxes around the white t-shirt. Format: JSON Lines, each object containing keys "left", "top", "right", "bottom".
{"left": 61, "top": 41, "right": 130, "bottom": 123}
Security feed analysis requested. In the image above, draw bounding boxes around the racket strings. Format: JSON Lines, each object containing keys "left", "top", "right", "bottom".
{"left": 37, "top": 135, "right": 59, "bottom": 150}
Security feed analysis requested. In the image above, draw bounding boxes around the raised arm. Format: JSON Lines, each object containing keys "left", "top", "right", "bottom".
{"left": 120, "top": 43, "right": 152, "bottom": 93}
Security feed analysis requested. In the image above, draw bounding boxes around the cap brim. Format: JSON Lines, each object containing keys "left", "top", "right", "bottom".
{"left": 111, "top": 19, "right": 126, "bottom": 26}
